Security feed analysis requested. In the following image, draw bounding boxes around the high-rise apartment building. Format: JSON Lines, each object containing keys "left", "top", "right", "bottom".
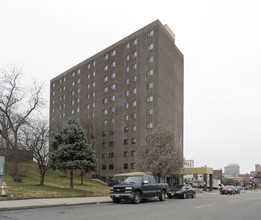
{"left": 50, "top": 20, "right": 184, "bottom": 182}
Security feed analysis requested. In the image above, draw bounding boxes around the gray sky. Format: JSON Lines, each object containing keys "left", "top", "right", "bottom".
{"left": 1, "top": 0, "right": 260, "bottom": 174}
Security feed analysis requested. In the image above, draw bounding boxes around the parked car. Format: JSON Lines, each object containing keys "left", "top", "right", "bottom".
{"left": 110, "top": 175, "right": 168, "bottom": 204}
{"left": 221, "top": 185, "right": 236, "bottom": 195}
{"left": 167, "top": 184, "right": 196, "bottom": 199}
{"left": 235, "top": 186, "right": 241, "bottom": 194}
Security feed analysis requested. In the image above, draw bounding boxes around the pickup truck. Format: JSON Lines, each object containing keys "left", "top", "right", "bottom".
{"left": 110, "top": 175, "right": 168, "bottom": 204}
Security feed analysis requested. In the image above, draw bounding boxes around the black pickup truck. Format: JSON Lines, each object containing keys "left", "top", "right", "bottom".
{"left": 110, "top": 175, "right": 168, "bottom": 204}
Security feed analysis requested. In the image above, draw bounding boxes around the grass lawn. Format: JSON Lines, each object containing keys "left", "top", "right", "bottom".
{"left": 0, "top": 162, "right": 110, "bottom": 200}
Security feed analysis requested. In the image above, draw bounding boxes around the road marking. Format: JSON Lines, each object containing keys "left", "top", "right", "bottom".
{"left": 196, "top": 204, "right": 214, "bottom": 208}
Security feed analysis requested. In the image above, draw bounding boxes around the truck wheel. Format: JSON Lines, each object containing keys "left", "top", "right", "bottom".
{"left": 133, "top": 191, "right": 141, "bottom": 204}
{"left": 159, "top": 190, "right": 166, "bottom": 201}
{"left": 192, "top": 192, "right": 196, "bottom": 198}
{"left": 113, "top": 198, "right": 121, "bottom": 203}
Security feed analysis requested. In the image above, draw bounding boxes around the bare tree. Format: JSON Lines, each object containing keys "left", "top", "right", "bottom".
{"left": 137, "top": 124, "right": 183, "bottom": 182}
{"left": 21, "top": 119, "right": 49, "bottom": 185}
{"left": 0, "top": 65, "right": 45, "bottom": 176}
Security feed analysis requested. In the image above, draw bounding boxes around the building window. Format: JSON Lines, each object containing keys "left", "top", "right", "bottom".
{"left": 124, "top": 115, "right": 128, "bottom": 121}
{"left": 111, "top": 50, "right": 116, "bottom": 57}
{"left": 131, "top": 100, "right": 136, "bottom": 107}
{"left": 109, "top": 164, "right": 114, "bottom": 170}
{"left": 76, "top": 108, "right": 80, "bottom": 113}
{"left": 124, "top": 127, "right": 128, "bottom": 133}
{"left": 103, "top": 98, "right": 108, "bottom": 104}
{"left": 109, "top": 129, "right": 114, "bottom": 135}
{"left": 103, "top": 87, "right": 108, "bottom": 93}
{"left": 104, "top": 54, "right": 108, "bottom": 60}
{"left": 131, "top": 163, "right": 135, "bottom": 169}
{"left": 104, "top": 76, "right": 108, "bottom": 82}
{"left": 87, "top": 94, "right": 90, "bottom": 99}
{"left": 131, "top": 125, "right": 136, "bottom": 132}
{"left": 125, "top": 90, "right": 129, "bottom": 97}
{"left": 125, "top": 102, "right": 129, "bottom": 109}
{"left": 125, "top": 55, "right": 130, "bottom": 61}
{"left": 104, "top": 65, "right": 108, "bottom": 71}
{"left": 110, "top": 84, "right": 115, "bottom": 90}
{"left": 132, "top": 38, "right": 137, "bottom": 45}
{"left": 131, "top": 151, "right": 136, "bottom": 156}
{"left": 132, "top": 63, "right": 137, "bottom": 70}
{"left": 92, "top": 92, "right": 95, "bottom": 97}
{"left": 87, "top": 63, "right": 91, "bottom": 69}
{"left": 147, "top": 43, "right": 153, "bottom": 51}
{"left": 92, "top": 71, "right": 95, "bottom": 77}
{"left": 146, "top": 95, "right": 153, "bottom": 102}
{"left": 146, "top": 109, "right": 153, "bottom": 115}
{"left": 109, "top": 141, "right": 114, "bottom": 147}
{"left": 124, "top": 139, "right": 128, "bottom": 145}
{"left": 125, "top": 43, "right": 130, "bottom": 49}
{"left": 87, "top": 84, "right": 90, "bottom": 89}
{"left": 76, "top": 79, "right": 80, "bottom": 84}
{"left": 103, "top": 109, "right": 108, "bottom": 115}
{"left": 71, "top": 91, "right": 75, "bottom": 96}
{"left": 124, "top": 163, "right": 128, "bottom": 169}
{"left": 110, "top": 106, "right": 115, "bottom": 113}
{"left": 124, "top": 151, "right": 128, "bottom": 157}
{"left": 102, "top": 164, "right": 106, "bottom": 170}
{"left": 92, "top": 82, "right": 95, "bottom": 87}
{"left": 146, "top": 122, "right": 153, "bottom": 129}
{"left": 110, "top": 95, "right": 115, "bottom": 102}
{"left": 102, "top": 120, "right": 107, "bottom": 126}
{"left": 70, "top": 109, "right": 74, "bottom": 115}
{"left": 131, "top": 113, "right": 136, "bottom": 119}
{"left": 125, "top": 78, "right": 129, "bottom": 85}
{"left": 109, "top": 153, "right": 114, "bottom": 158}
{"left": 147, "top": 82, "right": 153, "bottom": 90}
{"left": 147, "top": 30, "right": 154, "bottom": 38}
{"left": 102, "top": 154, "right": 107, "bottom": 159}
{"left": 132, "top": 75, "right": 136, "bottom": 82}
{"left": 132, "top": 88, "right": 136, "bottom": 94}
{"left": 147, "top": 56, "right": 154, "bottom": 64}
{"left": 109, "top": 118, "right": 115, "bottom": 124}
{"left": 111, "top": 61, "right": 116, "bottom": 68}
{"left": 72, "top": 72, "right": 76, "bottom": 77}
{"left": 52, "top": 91, "right": 55, "bottom": 96}
{"left": 92, "top": 60, "right": 96, "bottom": 66}
{"left": 131, "top": 138, "right": 136, "bottom": 144}
{"left": 132, "top": 51, "right": 137, "bottom": 58}
{"left": 146, "top": 69, "right": 154, "bottom": 77}
{"left": 76, "top": 88, "right": 80, "bottom": 94}
{"left": 52, "top": 82, "right": 55, "bottom": 88}
{"left": 125, "top": 66, "right": 130, "bottom": 73}
{"left": 77, "top": 69, "right": 80, "bottom": 75}
{"left": 102, "top": 131, "right": 107, "bottom": 137}
{"left": 110, "top": 72, "right": 116, "bottom": 79}
{"left": 91, "top": 102, "right": 95, "bottom": 108}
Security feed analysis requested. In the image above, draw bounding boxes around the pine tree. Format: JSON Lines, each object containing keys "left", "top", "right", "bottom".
{"left": 49, "top": 118, "right": 97, "bottom": 190}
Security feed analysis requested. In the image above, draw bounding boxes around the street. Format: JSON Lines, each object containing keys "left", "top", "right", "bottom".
{"left": 0, "top": 190, "right": 261, "bottom": 220}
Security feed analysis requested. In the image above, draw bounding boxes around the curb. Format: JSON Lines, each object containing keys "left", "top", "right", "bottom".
{"left": 0, "top": 200, "right": 112, "bottom": 212}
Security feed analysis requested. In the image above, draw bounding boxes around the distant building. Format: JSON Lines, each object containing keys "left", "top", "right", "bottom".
{"left": 183, "top": 160, "right": 194, "bottom": 181}
{"left": 255, "top": 164, "right": 261, "bottom": 172}
{"left": 224, "top": 164, "right": 240, "bottom": 177}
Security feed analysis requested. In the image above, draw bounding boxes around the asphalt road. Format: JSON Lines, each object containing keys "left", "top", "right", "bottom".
{"left": 0, "top": 190, "right": 260, "bottom": 220}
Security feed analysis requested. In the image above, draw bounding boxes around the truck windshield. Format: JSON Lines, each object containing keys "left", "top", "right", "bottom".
{"left": 123, "top": 176, "right": 143, "bottom": 184}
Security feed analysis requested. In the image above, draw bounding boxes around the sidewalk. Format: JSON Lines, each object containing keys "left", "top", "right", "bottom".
{"left": 0, "top": 196, "right": 112, "bottom": 211}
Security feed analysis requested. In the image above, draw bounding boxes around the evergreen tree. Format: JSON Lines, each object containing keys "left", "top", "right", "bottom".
{"left": 49, "top": 118, "right": 97, "bottom": 190}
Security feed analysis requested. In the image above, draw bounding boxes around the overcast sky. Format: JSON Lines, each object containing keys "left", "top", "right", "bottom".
{"left": 1, "top": 0, "right": 260, "bottom": 174}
